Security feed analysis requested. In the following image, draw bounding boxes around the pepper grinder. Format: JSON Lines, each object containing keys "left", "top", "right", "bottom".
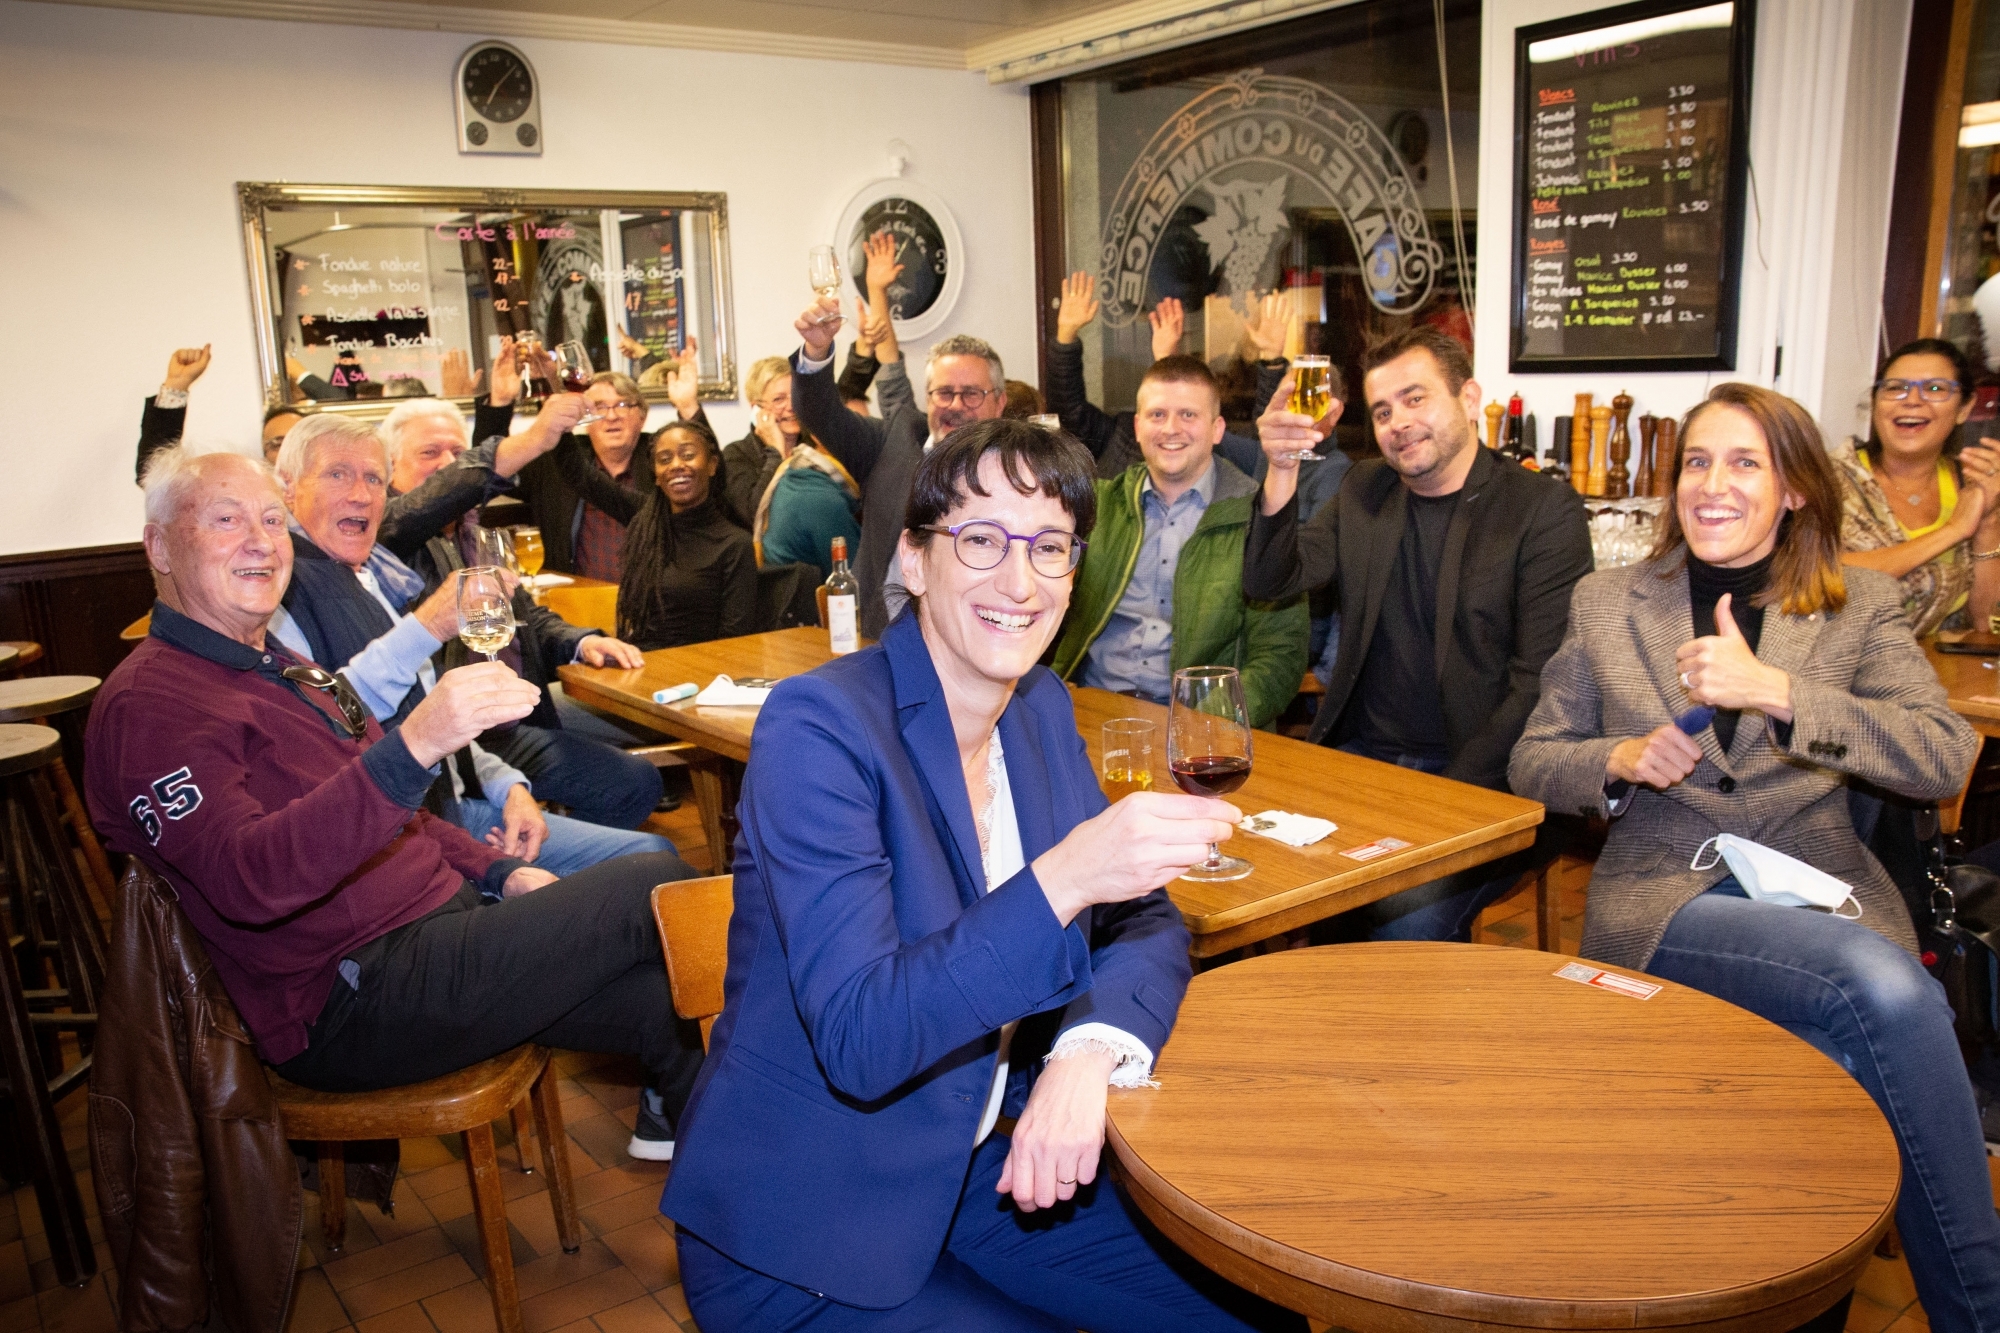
{"left": 1652, "top": 418, "right": 1678, "bottom": 497}
{"left": 1570, "top": 394, "right": 1593, "bottom": 495}
{"left": 1606, "top": 391, "right": 1633, "bottom": 499}
{"left": 1636, "top": 414, "right": 1659, "bottom": 496}
{"left": 1588, "top": 405, "right": 1611, "bottom": 498}
{"left": 1484, "top": 401, "right": 1505, "bottom": 451}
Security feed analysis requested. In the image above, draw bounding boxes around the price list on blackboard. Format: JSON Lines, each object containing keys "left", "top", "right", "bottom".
{"left": 1510, "top": 0, "right": 1750, "bottom": 371}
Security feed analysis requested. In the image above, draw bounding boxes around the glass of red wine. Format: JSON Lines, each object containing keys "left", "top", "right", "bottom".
{"left": 554, "top": 340, "right": 603, "bottom": 424}
{"left": 1168, "top": 666, "right": 1253, "bottom": 882}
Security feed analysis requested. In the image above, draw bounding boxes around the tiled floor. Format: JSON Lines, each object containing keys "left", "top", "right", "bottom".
{"left": 0, "top": 815, "right": 1946, "bottom": 1333}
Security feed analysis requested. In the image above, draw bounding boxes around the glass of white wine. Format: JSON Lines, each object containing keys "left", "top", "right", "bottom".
{"left": 808, "top": 245, "right": 843, "bottom": 324}
{"left": 457, "top": 566, "right": 517, "bottom": 663}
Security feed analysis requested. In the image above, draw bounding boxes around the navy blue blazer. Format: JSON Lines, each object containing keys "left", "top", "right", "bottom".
{"left": 661, "top": 613, "right": 1192, "bottom": 1307}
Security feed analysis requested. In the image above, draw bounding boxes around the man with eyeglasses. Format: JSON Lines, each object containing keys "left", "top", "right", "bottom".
{"left": 88, "top": 447, "right": 705, "bottom": 1153}
{"left": 1049, "top": 356, "right": 1307, "bottom": 728}
{"left": 791, "top": 295, "right": 1010, "bottom": 638}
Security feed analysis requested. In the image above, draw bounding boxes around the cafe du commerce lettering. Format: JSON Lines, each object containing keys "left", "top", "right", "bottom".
{"left": 1098, "top": 69, "right": 1442, "bottom": 326}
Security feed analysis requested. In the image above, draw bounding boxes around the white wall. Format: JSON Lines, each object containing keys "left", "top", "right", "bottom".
{"left": 0, "top": 0, "right": 1033, "bottom": 556}
{"left": 1470, "top": 0, "right": 1912, "bottom": 447}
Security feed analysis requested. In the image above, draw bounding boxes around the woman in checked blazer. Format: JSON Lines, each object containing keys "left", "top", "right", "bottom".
{"left": 1511, "top": 383, "right": 1998, "bottom": 1331}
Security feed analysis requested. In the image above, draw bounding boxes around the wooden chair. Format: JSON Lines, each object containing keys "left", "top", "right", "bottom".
{"left": 649, "top": 876, "right": 734, "bottom": 1048}
{"left": 265, "top": 1046, "right": 580, "bottom": 1333}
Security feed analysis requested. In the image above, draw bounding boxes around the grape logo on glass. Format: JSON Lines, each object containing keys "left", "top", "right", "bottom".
{"left": 1098, "top": 69, "right": 1442, "bottom": 325}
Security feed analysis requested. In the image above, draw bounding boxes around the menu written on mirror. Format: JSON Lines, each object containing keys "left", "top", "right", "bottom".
{"left": 1510, "top": 0, "right": 1752, "bottom": 372}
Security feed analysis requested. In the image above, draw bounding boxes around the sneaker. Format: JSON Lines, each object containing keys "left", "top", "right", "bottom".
{"left": 627, "top": 1088, "right": 675, "bottom": 1161}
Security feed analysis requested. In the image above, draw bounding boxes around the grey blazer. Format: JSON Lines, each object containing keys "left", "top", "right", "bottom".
{"left": 1508, "top": 560, "right": 1977, "bottom": 971}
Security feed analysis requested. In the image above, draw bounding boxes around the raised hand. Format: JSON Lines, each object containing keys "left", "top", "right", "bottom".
{"left": 1243, "top": 290, "right": 1294, "bottom": 360}
{"left": 616, "top": 330, "right": 648, "bottom": 362}
{"left": 399, "top": 662, "right": 541, "bottom": 768}
{"left": 1675, "top": 593, "right": 1794, "bottom": 720}
{"left": 1254, "top": 374, "right": 1335, "bottom": 513}
{"left": 1030, "top": 791, "right": 1240, "bottom": 927}
{"left": 863, "top": 229, "right": 904, "bottom": 293}
{"left": 795, "top": 297, "right": 843, "bottom": 360}
{"left": 164, "top": 345, "right": 212, "bottom": 392}
{"left": 1148, "top": 297, "right": 1185, "bottom": 361}
{"left": 440, "top": 346, "right": 484, "bottom": 398}
{"left": 1055, "top": 272, "right": 1100, "bottom": 345}
{"left": 489, "top": 335, "right": 522, "bottom": 407}
{"left": 1605, "top": 722, "right": 1703, "bottom": 789}
{"left": 666, "top": 338, "right": 701, "bottom": 420}
{"left": 534, "top": 392, "right": 588, "bottom": 439}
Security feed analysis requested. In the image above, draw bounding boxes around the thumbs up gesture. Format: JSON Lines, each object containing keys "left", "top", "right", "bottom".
{"left": 1673, "top": 593, "right": 1795, "bottom": 721}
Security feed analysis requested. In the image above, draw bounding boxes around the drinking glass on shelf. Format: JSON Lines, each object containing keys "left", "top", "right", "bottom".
{"left": 1286, "top": 355, "right": 1333, "bottom": 462}
{"left": 1102, "top": 718, "right": 1155, "bottom": 802}
{"left": 1168, "top": 666, "right": 1253, "bottom": 882}
{"left": 457, "top": 567, "right": 517, "bottom": 663}
{"left": 807, "top": 245, "right": 843, "bottom": 323}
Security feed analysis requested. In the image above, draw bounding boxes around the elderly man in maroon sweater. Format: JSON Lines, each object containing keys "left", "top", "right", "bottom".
{"left": 85, "top": 449, "right": 703, "bottom": 1155}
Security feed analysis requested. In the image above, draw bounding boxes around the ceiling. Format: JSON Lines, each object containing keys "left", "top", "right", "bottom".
{"left": 44, "top": 0, "right": 1348, "bottom": 76}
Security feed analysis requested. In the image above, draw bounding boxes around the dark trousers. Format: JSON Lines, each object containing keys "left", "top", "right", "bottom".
{"left": 679, "top": 1133, "right": 1304, "bottom": 1331}
{"left": 482, "top": 723, "right": 664, "bottom": 830}
{"left": 275, "top": 852, "right": 706, "bottom": 1122}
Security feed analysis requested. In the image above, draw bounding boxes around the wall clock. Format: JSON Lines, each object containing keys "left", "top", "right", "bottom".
{"left": 833, "top": 177, "right": 963, "bottom": 340}
{"left": 455, "top": 41, "right": 543, "bottom": 156}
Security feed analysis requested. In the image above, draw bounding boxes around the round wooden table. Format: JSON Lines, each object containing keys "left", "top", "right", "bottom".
{"left": 1106, "top": 943, "right": 1900, "bottom": 1333}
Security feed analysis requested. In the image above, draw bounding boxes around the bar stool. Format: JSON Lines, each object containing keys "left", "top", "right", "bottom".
{"left": 0, "top": 723, "right": 98, "bottom": 1287}
{"left": 0, "top": 641, "right": 44, "bottom": 678}
{"left": 0, "top": 675, "right": 117, "bottom": 916}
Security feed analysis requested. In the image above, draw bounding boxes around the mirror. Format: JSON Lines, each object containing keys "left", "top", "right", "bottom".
{"left": 238, "top": 182, "right": 737, "bottom": 414}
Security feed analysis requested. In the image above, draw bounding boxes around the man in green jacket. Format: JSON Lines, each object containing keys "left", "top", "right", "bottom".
{"left": 1051, "top": 356, "right": 1307, "bottom": 728}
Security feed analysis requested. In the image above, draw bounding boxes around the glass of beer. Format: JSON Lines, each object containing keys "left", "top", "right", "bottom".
{"left": 512, "top": 526, "right": 545, "bottom": 602}
{"left": 1286, "top": 355, "right": 1334, "bottom": 462}
{"left": 1102, "top": 718, "right": 1156, "bottom": 802}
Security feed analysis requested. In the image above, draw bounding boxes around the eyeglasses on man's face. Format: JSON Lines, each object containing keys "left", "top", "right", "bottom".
{"left": 282, "top": 664, "right": 368, "bottom": 739}
{"left": 918, "top": 520, "right": 1085, "bottom": 577}
{"left": 927, "top": 386, "right": 997, "bottom": 408}
{"left": 1873, "top": 378, "right": 1963, "bottom": 403}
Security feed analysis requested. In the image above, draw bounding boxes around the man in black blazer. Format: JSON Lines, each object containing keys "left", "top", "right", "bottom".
{"left": 789, "top": 297, "right": 1008, "bottom": 639}
{"left": 1243, "top": 326, "right": 1593, "bottom": 940}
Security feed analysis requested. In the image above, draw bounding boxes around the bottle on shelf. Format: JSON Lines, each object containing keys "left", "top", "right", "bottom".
{"left": 1521, "top": 415, "right": 1541, "bottom": 471}
{"left": 1503, "top": 393, "right": 1526, "bottom": 463}
{"left": 824, "top": 537, "right": 859, "bottom": 655}
{"left": 1539, "top": 428, "right": 1570, "bottom": 487}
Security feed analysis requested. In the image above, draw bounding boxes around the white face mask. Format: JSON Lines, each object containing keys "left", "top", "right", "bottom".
{"left": 1692, "top": 834, "right": 1863, "bottom": 919}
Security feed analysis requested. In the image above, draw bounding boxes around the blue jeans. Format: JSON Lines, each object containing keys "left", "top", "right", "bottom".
{"left": 481, "top": 723, "right": 663, "bottom": 830}
{"left": 445, "top": 798, "right": 675, "bottom": 877}
{"left": 678, "top": 1132, "right": 1304, "bottom": 1331}
{"left": 1649, "top": 883, "right": 2000, "bottom": 1333}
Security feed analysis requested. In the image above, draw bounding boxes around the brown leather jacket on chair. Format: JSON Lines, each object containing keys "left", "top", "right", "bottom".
{"left": 88, "top": 861, "right": 301, "bottom": 1333}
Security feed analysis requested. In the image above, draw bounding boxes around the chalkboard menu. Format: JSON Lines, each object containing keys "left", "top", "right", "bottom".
{"left": 1509, "top": 0, "right": 1754, "bottom": 372}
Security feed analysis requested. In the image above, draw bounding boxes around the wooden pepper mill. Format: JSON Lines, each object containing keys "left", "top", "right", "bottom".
{"left": 1652, "top": 418, "right": 1678, "bottom": 497}
{"left": 1570, "top": 394, "right": 1593, "bottom": 495}
{"left": 1606, "top": 391, "right": 1634, "bottom": 499}
{"left": 1635, "top": 414, "right": 1659, "bottom": 496}
{"left": 1484, "top": 401, "right": 1505, "bottom": 452}
{"left": 1587, "top": 405, "right": 1611, "bottom": 498}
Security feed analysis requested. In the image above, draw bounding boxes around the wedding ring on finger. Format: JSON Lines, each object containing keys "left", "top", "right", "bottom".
{"left": 1680, "top": 671, "right": 1691, "bottom": 688}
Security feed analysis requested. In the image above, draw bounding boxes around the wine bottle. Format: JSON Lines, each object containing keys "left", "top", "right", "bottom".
{"left": 824, "top": 537, "right": 859, "bottom": 656}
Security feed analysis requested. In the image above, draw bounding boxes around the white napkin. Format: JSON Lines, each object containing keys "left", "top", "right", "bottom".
{"left": 1237, "top": 810, "right": 1336, "bottom": 847}
{"left": 528, "top": 573, "right": 574, "bottom": 588}
{"left": 695, "top": 674, "right": 773, "bottom": 707}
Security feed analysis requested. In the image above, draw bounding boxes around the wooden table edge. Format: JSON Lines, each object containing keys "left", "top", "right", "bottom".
{"left": 1180, "top": 816, "right": 1543, "bottom": 956}
{"left": 1107, "top": 1118, "right": 1892, "bottom": 1331}
{"left": 557, "top": 667, "right": 755, "bottom": 763}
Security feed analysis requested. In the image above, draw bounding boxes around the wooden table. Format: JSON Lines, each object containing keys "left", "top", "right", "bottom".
{"left": 1923, "top": 637, "right": 2000, "bottom": 833}
{"left": 539, "top": 575, "right": 617, "bottom": 634}
{"left": 1107, "top": 943, "right": 1899, "bottom": 1332}
{"left": 561, "top": 630, "right": 1544, "bottom": 954}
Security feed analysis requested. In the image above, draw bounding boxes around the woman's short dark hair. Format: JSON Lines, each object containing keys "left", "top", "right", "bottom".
{"left": 1881, "top": 337, "right": 1974, "bottom": 394}
{"left": 1649, "top": 382, "right": 1847, "bottom": 617}
{"left": 905, "top": 419, "right": 1098, "bottom": 548}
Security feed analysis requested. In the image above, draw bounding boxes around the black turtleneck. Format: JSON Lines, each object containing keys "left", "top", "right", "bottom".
{"left": 1686, "top": 549, "right": 1774, "bottom": 753}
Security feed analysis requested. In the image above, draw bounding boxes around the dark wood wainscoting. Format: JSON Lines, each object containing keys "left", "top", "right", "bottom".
{"left": 0, "top": 543, "right": 154, "bottom": 680}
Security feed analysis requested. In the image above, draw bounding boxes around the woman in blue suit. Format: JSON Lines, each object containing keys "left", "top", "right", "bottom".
{"left": 663, "top": 419, "right": 1300, "bottom": 1330}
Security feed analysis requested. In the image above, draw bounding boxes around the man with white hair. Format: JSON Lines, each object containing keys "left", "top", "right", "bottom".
{"left": 790, "top": 297, "right": 1010, "bottom": 638}
{"left": 85, "top": 448, "right": 702, "bottom": 1152}
{"left": 270, "top": 415, "right": 679, "bottom": 902}
{"left": 380, "top": 396, "right": 668, "bottom": 830}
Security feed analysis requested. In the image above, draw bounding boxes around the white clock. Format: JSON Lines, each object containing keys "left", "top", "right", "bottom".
{"left": 455, "top": 41, "right": 543, "bottom": 156}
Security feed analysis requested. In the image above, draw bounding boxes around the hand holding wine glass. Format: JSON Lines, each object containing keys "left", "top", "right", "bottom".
{"left": 808, "top": 245, "right": 844, "bottom": 324}
{"left": 457, "top": 567, "right": 517, "bottom": 663}
{"left": 1169, "top": 666, "right": 1253, "bottom": 882}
